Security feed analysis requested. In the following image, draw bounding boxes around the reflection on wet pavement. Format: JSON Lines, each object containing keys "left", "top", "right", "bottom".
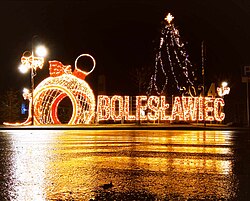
{"left": 0, "top": 129, "right": 249, "bottom": 200}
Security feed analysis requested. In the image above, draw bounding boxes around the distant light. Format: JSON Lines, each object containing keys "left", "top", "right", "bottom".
{"left": 18, "top": 64, "right": 29, "bottom": 74}
{"left": 35, "top": 45, "right": 47, "bottom": 57}
{"left": 222, "top": 82, "right": 228, "bottom": 88}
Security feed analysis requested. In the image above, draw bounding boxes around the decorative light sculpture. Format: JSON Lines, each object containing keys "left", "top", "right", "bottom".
{"left": 217, "top": 82, "right": 230, "bottom": 97}
{"left": 5, "top": 54, "right": 96, "bottom": 125}
{"left": 148, "top": 13, "right": 196, "bottom": 96}
{"left": 96, "top": 95, "right": 226, "bottom": 122}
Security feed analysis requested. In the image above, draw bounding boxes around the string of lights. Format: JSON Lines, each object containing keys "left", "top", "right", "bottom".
{"left": 148, "top": 13, "right": 196, "bottom": 96}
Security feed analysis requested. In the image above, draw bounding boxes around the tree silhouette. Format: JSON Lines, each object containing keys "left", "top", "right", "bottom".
{"left": 0, "top": 89, "right": 21, "bottom": 123}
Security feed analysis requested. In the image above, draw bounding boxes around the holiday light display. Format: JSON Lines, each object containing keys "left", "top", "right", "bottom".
{"left": 160, "top": 96, "right": 171, "bottom": 120}
{"left": 97, "top": 95, "right": 225, "bottom": 122}
{"left": 148, "top": 13, "right": 196, "bottom": 95}
{"left": 124, "top": 96, "right": 136, "bottom": 121}
{"left": 5, "top": 54, "right": 96, "bottom": 125}
{"left": 4, "top": 13, "right": 229, "bottom": 126}
{"left": 217, "top": 82, "right": 230, "bottom": 97}
{"left": 147, "top": 96, "right": 160, "bottom": 121}
{"left": 20, "top": 51, "right": 44, "bottom": 72}
{"left": 110, "top": 95, "right": 124, "bottom": 121}
{"left": 32, "top": 54, "right": 96, "bottom": 125}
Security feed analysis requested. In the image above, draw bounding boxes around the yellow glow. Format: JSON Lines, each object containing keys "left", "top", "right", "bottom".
{"left": 95, "top": 95, "right": 226, "bottom": 123}
{"left": 171, "top": 96, "right": 184, "bottom": 120}
{"left": 35, "top": 45, "right": 47, "bottom": 57}
{"left": 9, "top": 130, "right": 54, "bottom": 200}
{"left": 124, "top": 96, "right": 136, "bottom": 120}
{"left": 217, "top": 86, "right": 230, "bottom": 97}
{"left": 160, "top": 96, "right": 171, "bottom": 120}
{"left": 222, "top": 81, "right": 228, "bottom": 88}
{"left": 165, "top": 13, "right": 174, "bottom": 24}
{"left": 18, "top": 64, "right": 29, "bottom": 74}
{"left": 110, "top": 95, "right": 124, "bottom": 121}
{"left": 9, "top": 54, "right": 97, "bottom": 125}
{"left": 33, "top": 74, "right": 95, "bottom": 125}
{"left": 136, "top": 96, "right": 147, "bottom": 120}
{"left": 97, "top": 95, "right": 111, "bottom": 121}
{"left": 5, "top": 130, "right": 235, "bottom": 200}
{"left": 147, "top": 96, "right": 160, "bottom": 121}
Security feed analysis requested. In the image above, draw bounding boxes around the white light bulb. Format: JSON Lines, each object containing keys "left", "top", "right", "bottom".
{"left": 23, "top": 88, "right": 30, "bottom": 93}
{"left": 18, "top": 64, "right": 29, "bottom": 74}
{"left": 222, "top": 82, "right": 228, "bottom": 88}
{"left": 35, "top": 45, "right": 47, "bottom": 57}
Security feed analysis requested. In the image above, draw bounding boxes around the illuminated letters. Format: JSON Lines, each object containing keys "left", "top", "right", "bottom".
{"left": 171, "top": 96, "right": 184, "bottom": 121}
{"left": 160, "top": 96, "right": 171, "bottom": 121}
{"left": 136, "top": 96, "right": 147, "bottom": 120}
{"left": 111, "top": 95, "right": 123, "bottom": 121}
{"left": 97, "top": 95, "right": 110, "bottom": 121}
{"left": 214, "top": 98, "right": 225, "bottom": 121}
{"left": 96, "top": 95, "right": 226, "bottom": 123}
{"left": 147, "top": 96, "right": 160, "bottom": 121}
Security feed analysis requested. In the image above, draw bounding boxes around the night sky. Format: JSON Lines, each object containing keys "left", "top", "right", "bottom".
{"left": 1, "top": 0, "right": 250, "bottom": 97}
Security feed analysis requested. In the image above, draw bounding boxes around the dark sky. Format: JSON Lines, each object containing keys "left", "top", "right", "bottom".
{"left": 1, "top": 0, "right": 250, "bottom": 96}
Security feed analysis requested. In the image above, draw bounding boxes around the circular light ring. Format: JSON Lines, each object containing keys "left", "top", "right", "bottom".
{"left": 51, "top": 93, "right": 67, "bottom": 124}
{"left": 75, "top": 54, "right": 96, "bottom": 75}
{"left": 33, "top": 85, "right": 78, "bottom": 124}
{"left": 32, "top": 74, "right": 96, "bottom": 125}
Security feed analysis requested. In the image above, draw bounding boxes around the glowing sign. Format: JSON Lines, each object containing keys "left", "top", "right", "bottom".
{"left": 4, "top": 53, "right": 227, "bottom": 126}
{"left": 97, "top": 95, "right": 225, "bottom": 122}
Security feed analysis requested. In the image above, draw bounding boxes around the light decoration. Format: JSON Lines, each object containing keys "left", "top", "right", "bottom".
{"left": 198, "top": 97, "right": 204, "bottom": 121}
{"left": 96, "top": 95, "right": 225, "bottom": 122}
{"left": 160, "top": 96, "right": 171, "bottom": 120}
{"left": 147, "top": 96, "right": 160, "bottom": 121}
{"left": 204, "top": 97, "right": 215, "bottom": 121}
{"left": 214, "top": 98, "right": 225, "bottom": 121}
{"left": 182, "top": 96, "right": 198, "bottom": 121}
{"left": 110, "top": 95, "right": 124, "bottom": 121}
{"left": 20, "top": 51, "right": 44, "bottom": 71}
{"left": 165, "top": 13, "right": 174, "bottom": 24}
{"left": 217, "top": 82, "right": 230, "bottom": 97}
{"left": 97, "top": 95, "right": 111, "bottom": 121}
{"left": 171, "top": 96, "right": 184, "bottom": 121}
{"left": 136, "top": 96, "right": 147, "bottom": 121}
{"left": 148, "top": 13, "right": 196, "bottom": 96}
{"left": 22, "top": 88, "right": 32, "bottom": 100}
{"left": 124, "top": 96, "right": 136, "bottom": 121}
{"left": 6, "top": 54, "right": 96, "bottom": 125}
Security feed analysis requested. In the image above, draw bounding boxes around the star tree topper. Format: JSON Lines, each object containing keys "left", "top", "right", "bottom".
{"left": 165, "top": 13, "right": 174, "bottom": 24}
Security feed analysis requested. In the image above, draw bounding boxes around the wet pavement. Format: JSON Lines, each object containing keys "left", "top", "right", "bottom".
{"left": 0, "top": 129, "right": 249, "bottom": 200}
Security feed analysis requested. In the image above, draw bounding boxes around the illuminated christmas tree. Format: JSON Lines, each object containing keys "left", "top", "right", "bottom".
{"left": 148, "top": 13, "right": 196, "bottom": 96}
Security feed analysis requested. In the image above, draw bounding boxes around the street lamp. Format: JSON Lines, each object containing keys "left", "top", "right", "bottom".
{"left": 18, "top": 45, "right": 47, "bottom": 125}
